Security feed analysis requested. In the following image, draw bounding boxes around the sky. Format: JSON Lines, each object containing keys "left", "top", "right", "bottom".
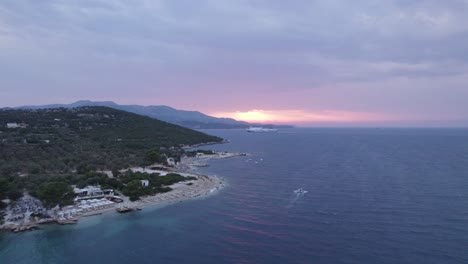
{"left": 1, "top": 0, "right": 468, "bottom": 126}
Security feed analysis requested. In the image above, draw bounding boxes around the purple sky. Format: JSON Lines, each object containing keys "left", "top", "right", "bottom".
{"left": 1, "top": 0, "right": 468, "bottom": 126}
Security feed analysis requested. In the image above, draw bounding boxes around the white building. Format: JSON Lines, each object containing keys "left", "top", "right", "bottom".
{"left": 140, "top": 180, "right": 149, "bottom": 187}
{"left": 6, "top": 123, "right": 19, "bottom": 128}
{"left": 6, "top": 123, "right": 27, "bottom": 129}
{"left": 73, "top": 186, "right": 114, "bottom": 200}
{"left": 74, "top": 186, "right": 103, "bottom": 197}
{"left": 167, "top": 157, "right": 176, "bottom": 166}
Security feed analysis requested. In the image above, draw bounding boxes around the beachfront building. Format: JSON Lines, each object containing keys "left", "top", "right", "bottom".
{"left": 74, "top": 186, "right": 114, "bottom": 200}
{"left": 74, "top": 186, "right": 103, "bottom": 197}
{"left": 103, "top": 189, "right": 114, "bottom": 195}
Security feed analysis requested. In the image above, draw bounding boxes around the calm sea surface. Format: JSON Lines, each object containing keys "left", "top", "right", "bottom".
{"left": 1, "top": 128, "right": 468, "bottom": 264}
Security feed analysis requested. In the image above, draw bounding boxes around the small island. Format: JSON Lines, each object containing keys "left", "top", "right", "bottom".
{"left": 0, "top": 107, "right": 243, "bottom": 232}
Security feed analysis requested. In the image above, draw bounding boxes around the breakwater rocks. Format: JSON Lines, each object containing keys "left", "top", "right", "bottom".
{"left": 1, "top": 225, "right": 41, "bottom": 233}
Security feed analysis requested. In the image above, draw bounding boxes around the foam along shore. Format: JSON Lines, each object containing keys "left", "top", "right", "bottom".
{"left": 133, "top": 174, "right": 224, "bottom": 208}
{"left": 0, "top": 152, "right": 242, "bottom": 233}
{"left": 176, "top": 151, "right": 248, "bottom": 172}
{"left": 181, "top": 140, "right": 230, "bottom": 149}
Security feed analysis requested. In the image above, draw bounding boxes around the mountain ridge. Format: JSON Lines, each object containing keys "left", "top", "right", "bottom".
{"left": 6, "top": 100, "right": 293, "bottom": 129}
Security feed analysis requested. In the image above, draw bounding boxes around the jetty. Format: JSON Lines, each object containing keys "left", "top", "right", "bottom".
{"left": 116, "top": 206, "right": 140, "bottom": 213}
{"left": 57, "top": 218, "right": 78, "bottom": 225}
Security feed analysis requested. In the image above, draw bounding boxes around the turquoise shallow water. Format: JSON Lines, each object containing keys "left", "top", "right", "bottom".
{"left": 1, "top": 128, "right": 468, "bottom": 264}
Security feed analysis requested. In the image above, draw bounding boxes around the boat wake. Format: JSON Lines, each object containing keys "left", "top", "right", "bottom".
{"left": 286, "top": 188, "right": 308, "bottom": 208}
{"left": 293, "top": 188, "right": 308, "bottom": 194}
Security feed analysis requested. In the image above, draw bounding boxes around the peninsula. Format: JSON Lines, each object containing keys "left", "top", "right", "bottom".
{"left": 0, "top": 107, "right": 240, "bottom": 232}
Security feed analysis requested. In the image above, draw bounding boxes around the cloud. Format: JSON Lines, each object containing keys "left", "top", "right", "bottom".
{"left": 0, "top": 0, "right": 467, "bottom": 126}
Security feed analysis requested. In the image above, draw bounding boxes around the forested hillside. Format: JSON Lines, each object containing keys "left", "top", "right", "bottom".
{"left": 0, "top": 106, "right": 222, "bottom": 176}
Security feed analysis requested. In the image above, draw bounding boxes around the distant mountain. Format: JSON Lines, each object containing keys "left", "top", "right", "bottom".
{"left": 9, "top": 100, "right": 293, "bottom": 129}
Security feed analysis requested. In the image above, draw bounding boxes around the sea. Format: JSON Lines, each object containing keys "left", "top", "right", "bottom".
{"left": 1, "top": 128, "right": 468, "bottom": 264}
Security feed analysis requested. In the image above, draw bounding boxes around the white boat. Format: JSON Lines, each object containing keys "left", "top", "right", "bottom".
{"left": 294, "top": 188, "right": 308, "bottom": 194}
{"left": 246, "top": 127, "right": 278, "bottom": 133}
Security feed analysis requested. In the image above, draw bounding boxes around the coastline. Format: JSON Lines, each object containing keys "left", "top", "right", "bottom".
{"left": 181, "top": 139, "right": 230, "bottom": 149}
{"left": 113, "top": 151, "right": 248, "bottom": 210}
{"left": 0, "top": 151, "right": 244, "bottom": 233}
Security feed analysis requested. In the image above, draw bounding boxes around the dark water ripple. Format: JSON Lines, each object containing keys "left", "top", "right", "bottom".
{"left": 1, "top": 128, "right": 468, "bottom": 264}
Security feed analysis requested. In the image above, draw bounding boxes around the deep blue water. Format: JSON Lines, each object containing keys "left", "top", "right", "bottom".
{"left": 1, "top": 128, "right": 468, "bottom": 264}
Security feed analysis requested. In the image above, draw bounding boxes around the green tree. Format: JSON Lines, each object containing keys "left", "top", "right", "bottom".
{"left": 36, "top": 181, "right": 74, "bottom": 207}
{"left": 0, "top": 178, "right": 8, "bottom": 199}
{"left": 105, "top": 178, "right": 123, "bottom": 189}
{"left": 122, "top": 180, "right": 144, "bottom": 201}
{"left": 146, "top": 149, "right": 167, "bottom": 164}
{"left": 7, "top": 189, "right": 23, "bottom": 201}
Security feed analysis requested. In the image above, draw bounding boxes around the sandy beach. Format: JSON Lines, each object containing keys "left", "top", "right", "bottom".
{"left": 123, "top": 151, "right": 249, "bottom": 209}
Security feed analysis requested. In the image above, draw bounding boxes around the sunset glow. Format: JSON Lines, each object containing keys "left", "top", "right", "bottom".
{"left": 211, "top": 109, "right": 403, "bottom": 125}
{"left": 223, "top": 110, "right": 275, "bottom": 122}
